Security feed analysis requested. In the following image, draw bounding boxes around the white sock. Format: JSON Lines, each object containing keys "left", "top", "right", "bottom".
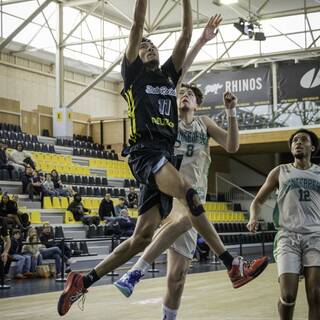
{"left": 162, "top": 305, "right": 177, "bottom": 320}
{"left": 129, "top": 258, "right": 150, "bottom": 275}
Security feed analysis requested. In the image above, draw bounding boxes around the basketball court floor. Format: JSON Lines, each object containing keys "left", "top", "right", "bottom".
{"left": 0, "top": 263, "right": 308, "bottom": 320}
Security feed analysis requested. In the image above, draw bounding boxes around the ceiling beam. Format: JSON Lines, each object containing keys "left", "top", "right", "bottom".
{"left": 0, "top": 0, "right": 35, "bottom": 5}
{"left": 0, "top": 0, "right": 52, "bottom": 51}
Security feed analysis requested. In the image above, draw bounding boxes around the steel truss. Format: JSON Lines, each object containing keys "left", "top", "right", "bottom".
{"left": 0, "top": 0, "right": 319, "bottom": 130}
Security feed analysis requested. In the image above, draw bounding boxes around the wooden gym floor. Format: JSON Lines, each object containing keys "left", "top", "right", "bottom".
{"left": 0, "top": 263, "right": 308, "bottom": 320}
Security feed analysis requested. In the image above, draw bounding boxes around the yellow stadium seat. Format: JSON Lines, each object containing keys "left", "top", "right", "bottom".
{"left": 128, "top": 209, "right": 138, "bottom": 218}
{"left": 64, "top": 211, "right": 81, "bottom": 224}
{"left": 85, "top": 198, "right": 93, "bottom": 209}
{"left": 60, "top": 197, "right": 69, "bottom": 209}
{"left": 92, "top": 198, "right": 100, "bottom": 209}
{"left": 29, "top": 211, "right": 47, "bottom": 224}
{"left": 52, "top": 197, "right": 61, "bottom": 209}
{"left": 43, "top": 197, "right": 52, "bottom": 209}
{"left": 215, "top": 212, "right": 222, "bottom": 221}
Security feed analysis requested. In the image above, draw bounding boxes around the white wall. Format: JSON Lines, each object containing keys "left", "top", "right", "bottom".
{"left": 0, "top": 59, "right": 126, "bottom": 118}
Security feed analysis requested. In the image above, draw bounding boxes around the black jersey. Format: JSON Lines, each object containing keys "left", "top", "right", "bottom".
{"left": 121, "top": 56, "right": 181, "bottom": 147}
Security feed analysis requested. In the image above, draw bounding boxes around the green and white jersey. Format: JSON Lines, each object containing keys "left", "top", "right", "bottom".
{"left": 276, "top": 163, "right": 320, "bottom": 233}
{"left": 175, "top": 116, "right": 211, "bottom": 203}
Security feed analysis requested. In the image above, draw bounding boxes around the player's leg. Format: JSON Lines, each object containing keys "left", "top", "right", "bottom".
{"left": 93, "top": 205, "right": 161, "bottom": 277}
{"left": 304, "top": 267, "right": 320, "bottom": 319}
{"left": 162, "top": 248, "right": 191, "bottom": 320}
{"left": 302, "top": 232, "right": 320, "bottom": 320}
{"left": 153, "top": 161, "right": 268, "bottom": 287}
{"left": 154, "top": 161, "right": 227, "bottom": 259}
{"left": 275, "top": 232, "right": 301, "bottom": 320}
{"left": 278, "top": 273, "right": 299, "bottom": 320}
{"left": 57, "top": 205, "right": 161, "bottom": 316}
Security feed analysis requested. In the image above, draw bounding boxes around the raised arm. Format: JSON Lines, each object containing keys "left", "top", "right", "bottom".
{"left": 126, "top": 0, "right": 147, "bottom": 64}
{"left": 202, "top": 91, "right": 239, "bottom": 153}
{"left": 171, "top": 0, "right": 193, "bottom": 72}
{"left": 248, "top": 166, "right": 280, "bottom": 232}
{"left": 181, "top": 14, "right": 222, "bottom": 80}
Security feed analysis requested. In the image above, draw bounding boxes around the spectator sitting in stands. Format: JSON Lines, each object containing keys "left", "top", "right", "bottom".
{"left": 39, "top": 223, "right": 71, "bottom": 275}
{"left": 117, "top": 209, "right": 136, "bottom": 237}
{"left": 21, "top": 165, "right": 33, "bottom": 196}
{"left": 0, "top": 193, "right": 24, "bottom": 229}
{"left": 10, "top": 143, "right": 36, "bottom": 170}
{"left": 127, "top": 187, "right": 138, "bottom": 208}
{"left": 12, "top": 195, "right": 30, "bottom": 228}
{"left": 22, "top": 227, "right": 43, "bottom": 274}
{"left": 42, "top": 173, "right": 58, "bottom": 196}
{"left": 0, "top": 141, "right": 15, "bottom": 179}
{"left": 98, "top": 194, "right": 115, "bottom": 222}
{"left": 68, "top": 194, "right": 100, "bottom": 227}
{"left": 21, "top": 167, "right": 43, "bottom": 201}
{"left": 114, "top": 196, "right": 128, "bottom": 216}
{"left": 0, "top": 216, "right": 11, "bottom": 283}
{"left": 9, "top": 229, "right": 32, "bottom": 279}
{"left": 51, "top": 169, "right": 73, "bottom": 196}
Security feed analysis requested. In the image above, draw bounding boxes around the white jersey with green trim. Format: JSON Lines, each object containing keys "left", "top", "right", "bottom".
{"left": 175, "top": 116, "right": 211, "bottom": 203}
{"left": 276, "top": 163, "right": 320, "bottom": 233}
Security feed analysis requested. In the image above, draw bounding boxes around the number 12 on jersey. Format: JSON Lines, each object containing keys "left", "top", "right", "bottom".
{"left": 299, "top": 189, "right": 311, "bottom": 201}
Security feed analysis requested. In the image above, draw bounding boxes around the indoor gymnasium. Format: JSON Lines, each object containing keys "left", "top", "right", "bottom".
{"left": 0, "top": 1, "right": 319, "bottom": 319}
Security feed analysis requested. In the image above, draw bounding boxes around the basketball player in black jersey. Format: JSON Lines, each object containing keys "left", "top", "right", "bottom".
{"left": 57, "top": 1, "right": 267, "bottom": 316}
{"left": 58, "top": 0, "right": 192, "bottom": 315}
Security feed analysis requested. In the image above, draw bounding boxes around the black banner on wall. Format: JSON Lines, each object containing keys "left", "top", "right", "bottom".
{"left": 278, "top": 61, "right": 320, "bottom": 103}
{"left": 187, "top": 66, "right": 271, "bottom": 109}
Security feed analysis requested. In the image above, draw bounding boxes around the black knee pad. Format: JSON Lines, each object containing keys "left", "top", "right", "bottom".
{"left": 186, "top": 188, "right": 205, "bottom": 216}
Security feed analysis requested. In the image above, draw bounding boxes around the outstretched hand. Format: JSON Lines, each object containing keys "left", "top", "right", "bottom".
{"left": 200, "top": 14, "right": 223, "bottom": 43}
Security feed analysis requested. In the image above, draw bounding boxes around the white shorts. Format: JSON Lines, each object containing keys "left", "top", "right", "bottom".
{"left": 171, "top": 227, "right": 198, "bottom": 260}
{"left": 274, "top": 230, "right": 320, "bottom": 276}
{"left": 169, "top": 196, "right": 204, "bottom": 260}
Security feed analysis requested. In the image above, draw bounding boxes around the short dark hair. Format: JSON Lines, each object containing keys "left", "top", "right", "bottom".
{"left": 16, "top": 142, "right": 23, "bottom": 150}
{"left": 12, "top": 229, "right": 21, "bottom": 236}
{"left": 288, "top": 128, "right": 319, "bottom": 154}
{"left": 180, "top": 83, "right": 204, "bottom": 106}
{"left": 141, "top": 37, "right": 152, "bottom": 44}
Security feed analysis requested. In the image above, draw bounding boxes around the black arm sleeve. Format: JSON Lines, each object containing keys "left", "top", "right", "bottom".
{"left": 161, "top": 57, "right": 182, "bottom": 88}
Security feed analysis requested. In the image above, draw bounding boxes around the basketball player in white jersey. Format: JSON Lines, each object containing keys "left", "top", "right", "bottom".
{"left": 248, "top": 128, "right": 320, "bottom": 320}
{"left": 115, "top": 15, "right": 268, "bottom": 320}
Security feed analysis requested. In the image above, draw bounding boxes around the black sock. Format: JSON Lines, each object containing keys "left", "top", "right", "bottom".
{"left": 219, "top": 251, "right": 234, "bottom": 270}
{"left": 83, "top": 269, "right": 100, "bottom": 289}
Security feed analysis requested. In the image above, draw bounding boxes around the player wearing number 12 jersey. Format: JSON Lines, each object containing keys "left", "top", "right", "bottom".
{"left": 248, "top": 129, "right": 320, "bottom": 320}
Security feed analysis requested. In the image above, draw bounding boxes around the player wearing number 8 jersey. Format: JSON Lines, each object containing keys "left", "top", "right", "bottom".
{"left": 114, "top": 15, "right": 269, "bottom": 320}
{"left": 248, "top": 129, "right": 320, "bottom": 320}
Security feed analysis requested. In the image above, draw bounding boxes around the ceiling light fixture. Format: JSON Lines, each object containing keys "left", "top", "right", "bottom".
{"left": 220, "top": 0, "right": 239, "bottom": 4}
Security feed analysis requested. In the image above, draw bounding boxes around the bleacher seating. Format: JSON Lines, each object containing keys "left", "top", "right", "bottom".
{"left": 89, "top": 158, "right": 134, "bottom": 179}
{"left": 32, "top": 152, "right": 90, "bottom": 175}
{"left": 204, "top": 201, "right": 246, "bottom": 222}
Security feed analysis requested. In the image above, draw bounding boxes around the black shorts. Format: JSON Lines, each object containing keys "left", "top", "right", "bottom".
{"left": 128, "top": 143, "right": 182, "bottom": 218}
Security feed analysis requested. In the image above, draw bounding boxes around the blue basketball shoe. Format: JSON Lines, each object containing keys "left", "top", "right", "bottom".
{"left": 114, "top": 270, "right": 143, "bottom": 297}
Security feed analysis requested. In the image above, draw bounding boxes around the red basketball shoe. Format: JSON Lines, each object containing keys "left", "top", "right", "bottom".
{"left": 228, "top": 256, "right": 269, "bottom": 289}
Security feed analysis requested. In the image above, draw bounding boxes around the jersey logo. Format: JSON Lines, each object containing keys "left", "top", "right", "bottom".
{"left": 145, "top": 85, "right": 176, "bottom": 97}
{"left": 151, "top": 117, "right": 174, "bottom": 128}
